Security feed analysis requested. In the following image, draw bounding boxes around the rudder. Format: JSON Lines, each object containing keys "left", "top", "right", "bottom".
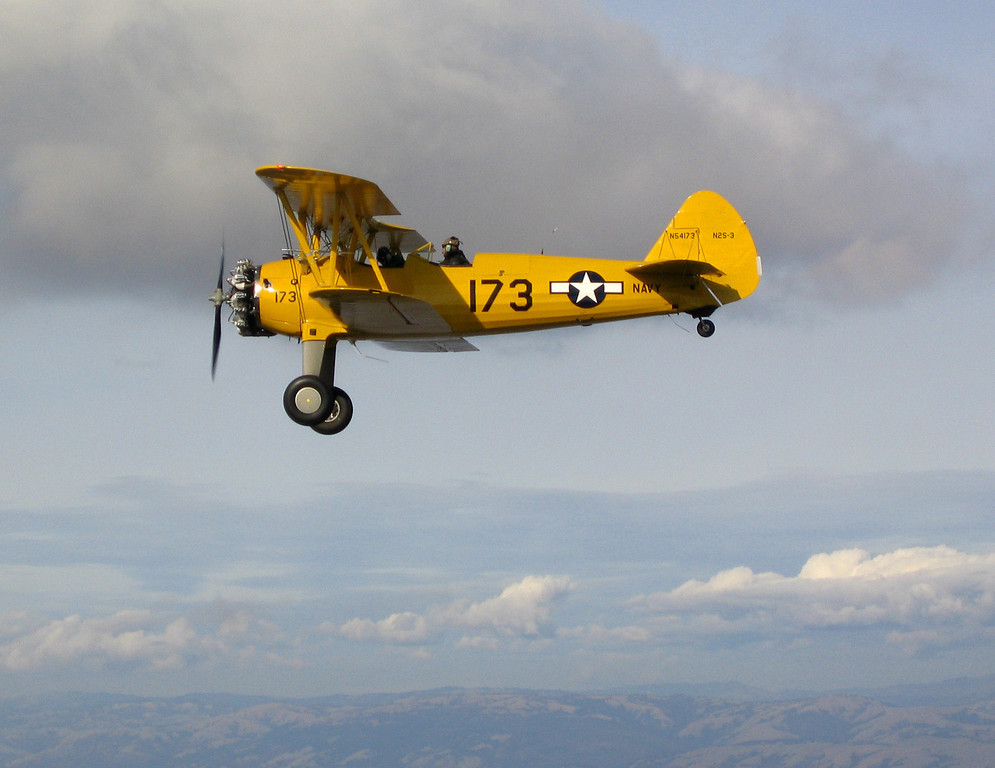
{"left": 642, "top": 190, "right": 761, "bottom": 303}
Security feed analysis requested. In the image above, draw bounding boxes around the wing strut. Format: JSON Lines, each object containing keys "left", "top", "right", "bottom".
{"left": 341, "top": 195, "right": 389, "bottom": 292}
{"left": 701, "top": 279, "right": 725, "bottom": 308}
{"left": 274, "top": 186, "right": 330, "bottom": 286}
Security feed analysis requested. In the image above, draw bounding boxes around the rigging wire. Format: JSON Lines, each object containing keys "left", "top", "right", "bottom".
{"left": 277, "top": 196, "right": 292, "bottom": 253}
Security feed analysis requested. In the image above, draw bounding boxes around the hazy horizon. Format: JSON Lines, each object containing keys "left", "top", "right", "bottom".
{"left": 1, "top": 0, "right": 993, "bottom": 701}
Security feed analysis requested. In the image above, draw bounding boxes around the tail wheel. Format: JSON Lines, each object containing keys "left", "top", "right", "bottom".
{"left": 697, "top": 318, "right": 716, "bottom": 338}
{"left": 310, "top": 388, "right": 354, "bottom": 435}
{"left": 283, "top": 375, "right": 334, "bottom": 426}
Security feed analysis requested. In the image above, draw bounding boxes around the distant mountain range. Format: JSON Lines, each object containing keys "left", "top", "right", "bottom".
{"left": 2, "top": 681, "right": 995, "bottom": 767}
{"left": 615, "top": 673, "right": 995, "bottom": 707}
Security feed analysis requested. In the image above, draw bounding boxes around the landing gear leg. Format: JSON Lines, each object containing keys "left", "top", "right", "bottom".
{"left": 283, "top": 338, "right": 354, "bottom": 434}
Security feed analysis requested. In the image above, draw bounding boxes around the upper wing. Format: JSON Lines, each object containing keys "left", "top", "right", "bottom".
{"left": 256, "top": 166, "right": 400, "bottom": 225}
{"left": 256, "top": 166, "right": 429, "bottom": 259}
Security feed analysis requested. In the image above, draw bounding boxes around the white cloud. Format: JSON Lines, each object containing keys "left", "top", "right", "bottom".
{"left": 0, "top": 611, "right": 199, "bottom": 672}
{"left": 631, "top": 547, "right": 995, "bottom": 644}
{"left": 449, "top": 574, "right": 574, "bottom": 635}
{"left": 0, "top": 602, "right": 304, "bottom": 673}
{"left": 339, "top": 612, "right": 431, "bottom": 645}
{"left": 330, "top": 575, "right": 573, "bottom": 646}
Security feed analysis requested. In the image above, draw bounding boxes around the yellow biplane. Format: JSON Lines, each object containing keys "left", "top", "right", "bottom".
{"left": 211, "top": 166, "right": 761, "bottom": 434}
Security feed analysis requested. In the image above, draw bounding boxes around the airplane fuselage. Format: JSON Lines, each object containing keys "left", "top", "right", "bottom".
{"left": 256, "top": 250, "right": 726, "bottom": 343}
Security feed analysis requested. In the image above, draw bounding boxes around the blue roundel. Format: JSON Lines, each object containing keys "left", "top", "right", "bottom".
{"left": 566, "top": 271, "right": 607, "bottom": 308}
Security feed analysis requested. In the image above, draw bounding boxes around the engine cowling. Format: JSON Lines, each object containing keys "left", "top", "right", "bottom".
{"left": 255, "top": 258, "right": 303, "bottom": 338}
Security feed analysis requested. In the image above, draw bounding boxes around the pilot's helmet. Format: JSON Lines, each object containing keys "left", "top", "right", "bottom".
{"left": 443, "top": 236, "right": 461, "bottom": 253}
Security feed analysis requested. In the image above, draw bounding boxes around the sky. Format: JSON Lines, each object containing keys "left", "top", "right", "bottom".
{"left": 0, "top": 0, "right": 993, "bottom": 698}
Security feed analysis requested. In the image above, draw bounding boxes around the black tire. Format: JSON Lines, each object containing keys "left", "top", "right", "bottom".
{"left": 310, "top": 387, "right": 354, "bottom": 435}
{"left": 697, "top": 318, "right": 716, "bottom": 338}
{"left": 283, "top": 375, "right": 334, "bottom": 426}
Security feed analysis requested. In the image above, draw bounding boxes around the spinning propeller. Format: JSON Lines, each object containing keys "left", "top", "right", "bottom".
{"left": 209, "top": 251, "right": 227, "bottom": 379}
{"left": 209, "top": 247, "right": 268, "bottom": 378}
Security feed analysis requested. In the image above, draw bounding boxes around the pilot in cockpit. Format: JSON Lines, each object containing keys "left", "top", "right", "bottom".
{"left": 377, "top": 245, "right": 404, "bottom": 268}
{"left": 440, "top": 236, "right": 470, "bottom": 266}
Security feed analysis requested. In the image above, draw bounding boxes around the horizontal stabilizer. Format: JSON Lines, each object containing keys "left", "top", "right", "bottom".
{"left": 627, "top": 259, "right": 725, "bottom": 279}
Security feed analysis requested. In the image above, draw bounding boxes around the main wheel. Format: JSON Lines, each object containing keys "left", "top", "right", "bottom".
{"left": 696, "top": 318, "right": 716, "bottom": 338}
{"left": 310, "top": 387, "right": 354, "bottom": 435}
{"left": 283, "top": 375, "right": 334, "bottom": 426}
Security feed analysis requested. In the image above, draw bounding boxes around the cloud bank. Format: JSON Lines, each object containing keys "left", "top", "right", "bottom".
{"left": 0, "top": 575, "right": 575, "bottom": 674}
{"left": 332, "top": 574, "right": 574, "bottom": 646}
{"left": 0, "top": 0, "right": 975, "bottom": 305}
{"left": 3, "top": 546, "right": 994, "bottom": 679}
{"left": 631, "top": 546, "right": 995, "bottom": 653}
{"left": 0, "top": 611, "right": 199, "bottom": 672}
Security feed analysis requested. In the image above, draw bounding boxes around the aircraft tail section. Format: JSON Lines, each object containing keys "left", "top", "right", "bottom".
{"left": 636, "top": 191, "right": 761, "bottom": 304}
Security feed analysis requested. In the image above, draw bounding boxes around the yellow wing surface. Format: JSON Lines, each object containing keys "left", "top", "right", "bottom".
{"left": 256, "top": 166, "right": 401, "bottom": 225}
{"left": 255, "top": 166, "right": 430, "bottom": 289}
{"left": 310, "top": 288, "right": 456, "bottom": 336}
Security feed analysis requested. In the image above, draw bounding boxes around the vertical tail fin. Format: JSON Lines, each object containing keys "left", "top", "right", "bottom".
{"left": 641, "top": 190, "right": 761, "bottom": 304}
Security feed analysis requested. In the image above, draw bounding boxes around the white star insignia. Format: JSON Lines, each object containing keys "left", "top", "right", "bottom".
{"left": 571, "top": 272, "right": 604, "bottom": 304}
{"left": 550, "top": 271, "right": 623, "bottom": 307}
